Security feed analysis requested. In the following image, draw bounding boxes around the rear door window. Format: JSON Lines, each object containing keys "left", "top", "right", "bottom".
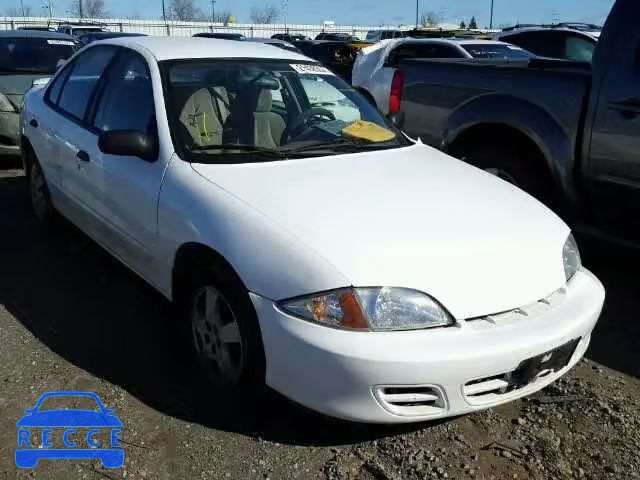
{"left": 389, "top": 43, "right": 463, "bottom": 66}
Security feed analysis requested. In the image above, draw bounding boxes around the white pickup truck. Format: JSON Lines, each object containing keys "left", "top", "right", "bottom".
{"left": 20, "top": 36, "right": 603, "bottom": 424}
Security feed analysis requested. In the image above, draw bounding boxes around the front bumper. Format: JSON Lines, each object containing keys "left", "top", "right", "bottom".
{"left": 0, "top": 111, "right": 20, "bottom": 157}
{"left": 251, "top": 268, "right": 605, "bottom": 423}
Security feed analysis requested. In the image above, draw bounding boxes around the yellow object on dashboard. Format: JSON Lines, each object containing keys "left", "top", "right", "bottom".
{"left": 342, "top": 120, "right": 396, "bottom": 142}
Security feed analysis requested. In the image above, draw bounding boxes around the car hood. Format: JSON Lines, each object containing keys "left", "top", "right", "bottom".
{"left": 192, "top": 143, "right": 570, "bottom": 319}
{"left": 16, "top": 410, "right": 123, "bottom": 427}
{"left": 0, "top": 74, "right": 50, "bottom": 111}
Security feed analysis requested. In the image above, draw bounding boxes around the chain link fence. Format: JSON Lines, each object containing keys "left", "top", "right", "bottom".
{"left": 0, "top": 16, "right": 402, "bottom": 39}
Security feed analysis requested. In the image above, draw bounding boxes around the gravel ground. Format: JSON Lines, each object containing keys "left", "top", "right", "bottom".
{"left": 0, "top": 164, "right": 639, "bottom": 480}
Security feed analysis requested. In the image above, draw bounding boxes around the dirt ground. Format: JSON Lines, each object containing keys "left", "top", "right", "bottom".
{"left": 0, "top": 164, "right": 638, "bottom": 480}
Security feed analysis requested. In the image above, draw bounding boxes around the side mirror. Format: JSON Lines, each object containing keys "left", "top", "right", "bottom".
{"left": 387, "top": 111, "right": 405, "bottom": 129}
{"left": 98, "top": 130, "right": 157, "bottom": 162}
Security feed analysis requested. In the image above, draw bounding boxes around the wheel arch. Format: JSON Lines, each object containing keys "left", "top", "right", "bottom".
{"left": 443, "top": 95, "right": 580, "bottom": 212}
{"left": 171, "top": 242, "right": 247, "bottom": 301}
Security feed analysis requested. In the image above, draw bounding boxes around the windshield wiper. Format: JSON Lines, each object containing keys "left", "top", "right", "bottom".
{"left": 189, "top": 143, "right": 287, "bottom": 159}
{"left": 284, "top": 137, "right": 398, "bottom": 154}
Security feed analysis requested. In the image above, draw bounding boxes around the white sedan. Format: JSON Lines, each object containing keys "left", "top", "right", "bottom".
{"left": 352, "top": 38, "right": 534, "bottom": 114}
{"left": 20, "top": 36, "right": 604, "bottom": 423}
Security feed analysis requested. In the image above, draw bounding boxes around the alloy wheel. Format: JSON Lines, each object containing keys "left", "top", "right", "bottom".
{"left": 190, "top": 286, "right": 244, "bottom": 385}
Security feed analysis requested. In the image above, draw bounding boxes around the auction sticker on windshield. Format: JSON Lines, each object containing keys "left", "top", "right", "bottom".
{"left": 47, "top": 40, "right": 76, "bottom": 45}
{"left": 290, "top": 64, "right": 333, "bottom": 75}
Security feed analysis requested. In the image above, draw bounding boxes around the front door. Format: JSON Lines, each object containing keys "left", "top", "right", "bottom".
{"left": 77, "top": 49, "right": 165, "bottom": 282}
{"left": 586, "top": 29, "right": 640, "bottom": 239}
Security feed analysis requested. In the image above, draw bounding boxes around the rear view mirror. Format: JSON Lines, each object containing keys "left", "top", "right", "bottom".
{"left": 98, "top": 130, "right": 157, "bottom": 162}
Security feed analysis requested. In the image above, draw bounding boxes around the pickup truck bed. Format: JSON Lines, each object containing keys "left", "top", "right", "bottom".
{"left": 400, "top": 58, "right": 591, "bottom": 151}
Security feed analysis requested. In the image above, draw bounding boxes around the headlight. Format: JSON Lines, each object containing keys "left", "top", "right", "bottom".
{"left": 278, "top": 287, "right": 454, "bottom": 331}
{"left": 563, "top": 233, "right": 581, "bottom": 282}
{"left": 0, "top": 93, "right": 16, "bottom": 113}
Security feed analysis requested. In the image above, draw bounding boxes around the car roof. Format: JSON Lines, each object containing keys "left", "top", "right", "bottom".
{"left": 0, "top": 30, "right": 77, "bottom": 40}
{"left": 82, "top": 32, "right": 145, "bottom": 38}
{"left": 98, "top": 36, "right": 311, "bottom": 61}
{"left": 246, "top": 37, "right": 294, "bottom": 46}
{"left": 495, "top": 26, "right": 599, "bottom": 38}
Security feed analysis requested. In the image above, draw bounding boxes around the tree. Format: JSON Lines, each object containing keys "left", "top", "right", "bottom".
{"left": 459, "top": 20, "right": 466, "bottom": 29}
{"left": 69, "top": 0, "right": 107, "bottom": 18}
{"left": 6, "top": 5, "right": 33, "bottom": 16}
{"left": 169, "top": 0, "right": 203, "bottom": 21}
{"left": 249, "top": 3, "right": 280, "bottom": 24}
{"left": 84, "top": 0, "right": 107, "bottom": 18}
{"left": 420, "top": 10, "right": 438, "bottom": 27}
{"left": 214, "top": 10, "right": 232, "bottom": 24}
{"left": 469, "top": 16, "right": 477, "bottom": 29}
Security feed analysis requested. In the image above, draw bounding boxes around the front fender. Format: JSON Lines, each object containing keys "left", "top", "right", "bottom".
{"left": 157, "top": 158, "right": 351, "bottom": 301}
{"left": 443, "top": 93, "right": 578, "bottom": 209}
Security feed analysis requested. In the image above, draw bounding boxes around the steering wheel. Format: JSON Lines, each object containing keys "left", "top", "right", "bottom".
{"left": 283, "top": 107, "right": 335, "bottom": 142}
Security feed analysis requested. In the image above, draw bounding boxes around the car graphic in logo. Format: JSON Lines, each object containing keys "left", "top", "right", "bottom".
{"left": 16, "top": 391, "right": 123, "bottom": 468}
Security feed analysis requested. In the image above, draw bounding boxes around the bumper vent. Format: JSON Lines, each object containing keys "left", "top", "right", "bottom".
{"left": 374, "top": 385, "right": 446, "bottom": 417}
{"left": 464, "top": 337, "right": 582, "bottom": 405}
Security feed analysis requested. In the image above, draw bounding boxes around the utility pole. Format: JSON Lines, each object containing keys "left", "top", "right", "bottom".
{"left": 211, "top": 0, "right": 216, "bottom": 24}
{"left": 415, "top": 0, "right": 419, "bottom": 28}
{"left": 79, "top": 0, "right": 83, "bottom": 19}
{"left": 162, "top": 0, "right": 166, "bottom": 22}
{"left": 282, "top": 0, "right": 288, "bottom": 31}
{"left": 490, "top": 0, "right": 494, "bottom": 29}
{"left": 20, "top": 0, "right": 26, "bottom": 16}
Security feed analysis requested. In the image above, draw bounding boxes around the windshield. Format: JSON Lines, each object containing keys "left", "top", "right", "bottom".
{"left": 462, "top": 43, "right": 535, "bottom": 59}
{"left": 164, "top": 59, "right": 407, "bottom": 163}
{"left": 0, "top": 37, "right": 77, "bottom": 73}
{"left": 71, "top": 28, "right": 106, "bottom": 36}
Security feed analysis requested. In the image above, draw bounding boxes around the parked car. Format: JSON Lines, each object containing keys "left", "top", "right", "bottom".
{"left": 393, "top": 0, "right": 640, "bottom": 243}
{"left": 20, "top": 35, "right": 604, "bottom": 424}
{"left": 0, "top": 30, "right": 77, "bottom": 158}
{"left": 78, "top": 31, "right": 146, "bottom": 46}
{"left": 365, "top": 30, "right": 407, "bottom": 42}
{"left": 238, "top": 37, "right": 301, "bottom": 53}
{"left": 193, "top": 32, "right": 245, "bottom": 40}
{"left": 306, "top": 40, "right": 373, "bottom": 82}
{"left": 57, "top": 24, "right": 109, "bottom": 37}
{"left": 271, "top": 33, "right": 310, "bottom": 42}
{"left": 493, "top": 25, "right": 598, "bottom": 62}
{"left": 352, "top": 39, "right": 534, "bottom": 113}
{"left": 315, "top": 32, "right": 358, "bottom": 41}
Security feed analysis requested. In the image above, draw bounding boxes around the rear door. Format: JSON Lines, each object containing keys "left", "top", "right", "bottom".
{"left": 42, "top": 45, "right": 119, "bottom": 223}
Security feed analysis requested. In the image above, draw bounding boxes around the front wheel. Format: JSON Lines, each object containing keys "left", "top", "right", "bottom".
{"left": 180, "top": 262, "right": 266, "bottom": 391}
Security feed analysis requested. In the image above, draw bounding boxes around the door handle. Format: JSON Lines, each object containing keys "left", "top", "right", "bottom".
{"left": 76, "top": 150, "right": 90, "bottom": 162}
{"left": 610, "top": 99, "right": 640, "bottom": 119}
{"left": 29, "top": 118, "right": 38, "bottom": 128}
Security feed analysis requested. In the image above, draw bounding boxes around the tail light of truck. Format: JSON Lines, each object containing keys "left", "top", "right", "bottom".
{"left": 389, "top": 69, "right": 405, "bottom": 113}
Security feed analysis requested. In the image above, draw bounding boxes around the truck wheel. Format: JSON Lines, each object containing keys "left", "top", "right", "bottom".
{"left": 177, "top": 260, "right": 266, "bottom": 392}
{"left": 460, "top": 144, "right": 556, "bottom": 208}
{"left": 27, "top": 154, "right": 56, "bottom": 226}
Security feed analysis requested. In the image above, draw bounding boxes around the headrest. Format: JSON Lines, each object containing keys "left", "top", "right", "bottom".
{"left": 256, "top": 90, "right": 273, "bottom": 112}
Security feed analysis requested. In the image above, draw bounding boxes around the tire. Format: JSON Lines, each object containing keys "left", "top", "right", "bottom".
{"left": 460, "top": 143, "right": 557, "bottom": 209}
{"left": 27, "top": 153, "right": 56, "bottom": 226}
{"left": 177, "top": 259, "right": 266, "bottom": 392}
